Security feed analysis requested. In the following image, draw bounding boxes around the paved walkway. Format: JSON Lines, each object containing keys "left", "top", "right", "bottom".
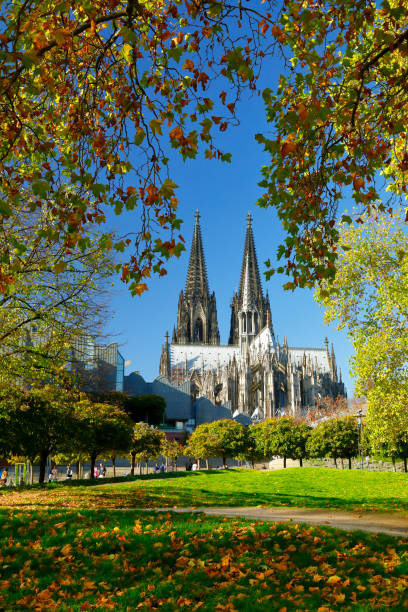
{"left": 152, "top": 506, "right": 408, "bottom": 538}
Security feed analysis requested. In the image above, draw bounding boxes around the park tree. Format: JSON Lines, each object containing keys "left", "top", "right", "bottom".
{"left": 237, "top": 423, "right": 267, "bottom": 468}
{"left": 0, "top": 204, "right": 115, "bottom": 385}
{"left": 315, "top": 211, "right": 408, "bottom": 446}
{"left": 160, "top": 438, "right": 184, "bottom": 471}
{"left": 130, "top": 422, "right": 164, "bottom": 475}
{"left": 206, "top": 419, "right": 247, "bottom": 468}
{"left": 88, "top": 392, "right": 166, "bottom": 425}
{"left": 365, "top": 383, "right": 408, "bottom": 472}
{"left": 0, "top": 385, "right": 79, "bottom": 483}
{"left": 124, "top": 394, "right": 166, "bottom": 426}
{"left": 256, "top": 1, "right": 408, "bottom": 288}
{"left": 0, "top": 0, "right": 274, "bottom": 296}
{"left": 307, "top": 417, "right": 359, "bottom": 469}
{"left": 187, "top": 422, "right": 220, "bottom": 469}
{"left": 273, "top": 417, "right": 311, "bottom": 467}
{"left": 72, "top": 399, "right": 133, "bottom": 479}
{"left": 251, "top": 418, "right": 278, "bottom": 461}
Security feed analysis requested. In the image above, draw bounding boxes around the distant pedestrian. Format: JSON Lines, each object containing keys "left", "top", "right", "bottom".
{"left": 94, "top": 465, "right": 99, "bottom": 478}
{"left": 192, "top": 461, "right": 198, "bottom": 471}
{"left": 51, "top": 465, "right": 58, "bottom": 482}
{"left": 99, "top": 463, "right": 105, "bottom": 478}
{"left": 154, "top": 463, "right": 160, "bottom": 473}
{"left": 160, "top": 463, "right": 166, "bottom": 473}
{"left": 0, "top": 467, "right": 8, "bottom": 486}
{"left": 66, "top": 465, "right": 73, "bottom": 480}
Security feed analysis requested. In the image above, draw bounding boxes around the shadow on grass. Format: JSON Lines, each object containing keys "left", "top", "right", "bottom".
{"left": 0, "top": 469, "right": 227, "bottom": 495}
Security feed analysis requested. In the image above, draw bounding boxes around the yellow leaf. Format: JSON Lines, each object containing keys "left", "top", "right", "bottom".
{"left": 327, "top": 575, "right": 342, "bottom": 585}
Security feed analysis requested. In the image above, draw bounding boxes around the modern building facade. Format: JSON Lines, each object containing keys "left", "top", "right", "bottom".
{"left": 159, "top": 211, "right": 346, "bottom": 419}
{"left": 72, "top": 337, "right": 125, "bottom": 393}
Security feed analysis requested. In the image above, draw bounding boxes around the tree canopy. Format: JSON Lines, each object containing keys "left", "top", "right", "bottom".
{"left": 257, "top": 1, "right": 408, "bottom": 288}
{"left": 315, "top": 211, "right": 408, "bottom": 441}
{"left": 0, "top": 0, "right": 273, "bottom": 296}
{"left": 0, "top": 205, "right": 114, "bottom": 385}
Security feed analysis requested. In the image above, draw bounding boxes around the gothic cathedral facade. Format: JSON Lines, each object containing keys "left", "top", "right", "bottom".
{"left": 159, "top": 211, "right": 346, "bottom": 419}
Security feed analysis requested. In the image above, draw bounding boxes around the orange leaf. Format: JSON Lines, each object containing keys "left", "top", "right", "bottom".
{"left": 353, "top": 177, "right": 365, "bottom": 191}
{"left": 281, "top": 141, "right": 296, "bottom": 157}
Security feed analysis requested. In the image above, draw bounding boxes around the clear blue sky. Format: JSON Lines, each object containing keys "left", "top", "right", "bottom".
{"left": 105, "top": 59, "right": 355, "bottom": 398}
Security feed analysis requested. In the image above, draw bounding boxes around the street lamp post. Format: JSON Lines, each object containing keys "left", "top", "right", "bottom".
{"left": 356, "top": 408, "right": 364, "bottom": 470}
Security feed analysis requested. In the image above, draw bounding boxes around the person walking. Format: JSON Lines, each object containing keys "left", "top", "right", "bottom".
{"left": 66, "top": 465, "right": 73, "bottom": 480}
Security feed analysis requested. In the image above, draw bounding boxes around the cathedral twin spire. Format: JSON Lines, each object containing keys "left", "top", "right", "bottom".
{"left": 173, "top": 210, "right": 220, "bottom": 345}
{"left": 229, "top": 213, "right": 272, "bottom": 345}
{"left": 171, "top": 210, "right": 272, "bottom": 347}
{"left": 185, "top": 210, "right": 209, "bottom": 300}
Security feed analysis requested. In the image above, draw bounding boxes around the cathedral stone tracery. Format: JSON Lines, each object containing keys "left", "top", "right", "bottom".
{"left": 159, "top": 212, "right": 346, "bottom": 418}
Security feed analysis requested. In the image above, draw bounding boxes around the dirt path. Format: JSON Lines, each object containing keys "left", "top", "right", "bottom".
{"left": 151, "top": 506, "right": 408, "bottom": 538}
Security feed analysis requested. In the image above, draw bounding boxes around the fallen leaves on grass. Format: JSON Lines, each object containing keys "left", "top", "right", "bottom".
{"left": 0, "top": 508, "right": 407, "bottom": 610}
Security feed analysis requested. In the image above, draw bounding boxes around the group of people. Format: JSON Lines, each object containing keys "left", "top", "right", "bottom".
{"left": 154, "top": 462, "right": 166, "bottom": 473}
{"left": 93, "top": 463, "right": 106, "bottom": 478}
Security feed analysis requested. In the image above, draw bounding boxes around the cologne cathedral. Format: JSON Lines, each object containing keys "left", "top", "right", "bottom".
{"left": 159, "top": 211, "right": 346, "bottom": 419}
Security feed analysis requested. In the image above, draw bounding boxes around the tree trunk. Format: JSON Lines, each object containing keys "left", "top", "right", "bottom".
{"left": 39, "top": 450, "right": 48, "bottom": 484}
{"left": 29, "top": 461, "right": 33, "bottom": 485}
{"left": 299, "top": 457, "right": 303, "bottom": 467}
{"left": 334, "top": 457, "right": 337, "bottom": 468}
{"left": 205, "top": 458, "right": 209, "bottom": 470}
{"left": 139, "top": 462, "right": 142, "bottom": 475}
{"left": 223, "top": 455, "right": 226, "bottom": 469}
{"left": 130, "top": 451, "right": 136, "bottom": 476}
{"left": 404, "top": 457, "right": 407, "bottom": 473}
{"left": 76, "top": 461, "right": 80, "bottom": 480}
{"left": 341, "top": 458, "right": 344, "bottom": 469}
{"left": 348, "top": 457, "right": 352, "bottom": 470}
{"left": 251, "top": 460, "right": 254, "bottom": 469}
{"left": 112, "top": 456, "right": 116, "bottom": 477}
{"left": 283, "top": 457, "right": 286, "bottom": 468}
{"left": 175, "top": 458, "right": 177, "bottom": 472}
{"left": 90, "top": 453, "right": 97, "bottom": 480}
{"left": 392, "top": 457, "right": 396, "bottom": 472}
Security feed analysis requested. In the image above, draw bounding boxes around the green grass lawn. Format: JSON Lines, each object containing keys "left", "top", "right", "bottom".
{"left": 0, "top": 507, "right": 407, "bottom": 611}
{"left": 1, "top": 467, "right": 407, "bottom": 514}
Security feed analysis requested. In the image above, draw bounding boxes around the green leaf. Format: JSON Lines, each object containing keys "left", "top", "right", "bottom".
{"left": 32, "top": 181, "right": 50, "bottom": 198}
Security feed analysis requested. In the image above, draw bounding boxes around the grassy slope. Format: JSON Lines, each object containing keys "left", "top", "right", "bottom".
{"left": 0, "top": 507, "right": 407, "bottom": 611}
{"left": 1, "top": 467, "right": 407, "bottom": 514}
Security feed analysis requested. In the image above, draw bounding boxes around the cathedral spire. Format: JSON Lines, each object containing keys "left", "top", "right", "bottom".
{"left": 229, "top": 213, "right": 272, "bottom": 345}
{"left": 238, "top": 212, "right": 263, "bottom": 305}
{"left": 173, "top": 211, "right": 220, "bottom": 345}
{"left": 185, "top": 209, "right": 209, "bottom": 299}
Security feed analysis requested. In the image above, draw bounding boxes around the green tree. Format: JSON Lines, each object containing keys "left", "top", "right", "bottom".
{"left": 237, "top": 423, "right": 267, "bottom": 468}
{"left": 256, "top": 1, "right": 408, "bottom": 288}
{"left": 315, "top": 211, "right": 408, "bottom": 453}
{"left": 205, "top": 419, "right": 247, "bottom": 468}
{"left": 307, "top": 417, "right": 359, "bottom": 469}
{"left": 124, "top": 395, "right": 166, "bottom": 426}
{"left": 0, "top": 385, "right": 79, "bottom": 483}
{"left": 365, "top": 384, "right": 408, "bottom": 472}
{"left": 0, "top": 205, "right": 114, "bottom": 385}
{"left": 0, "top": 0, "right": 272, "bottom": 295}
{"left": 250, "top": 419, "right": 279, "bottom": 461}
{"left": 160, "top": 438, "right": 184, "bottom": 471}
{"left": 273, "top": 417, "right": 311, "bottom": 468}
{"left": 187, "top": 423, "right": 219, "bottom": 469}
{"left": 71, "top": 399, "right": 133, "bottom": 479}
{"left": 130, "top": 423, "right": 164, "bottom": 475}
